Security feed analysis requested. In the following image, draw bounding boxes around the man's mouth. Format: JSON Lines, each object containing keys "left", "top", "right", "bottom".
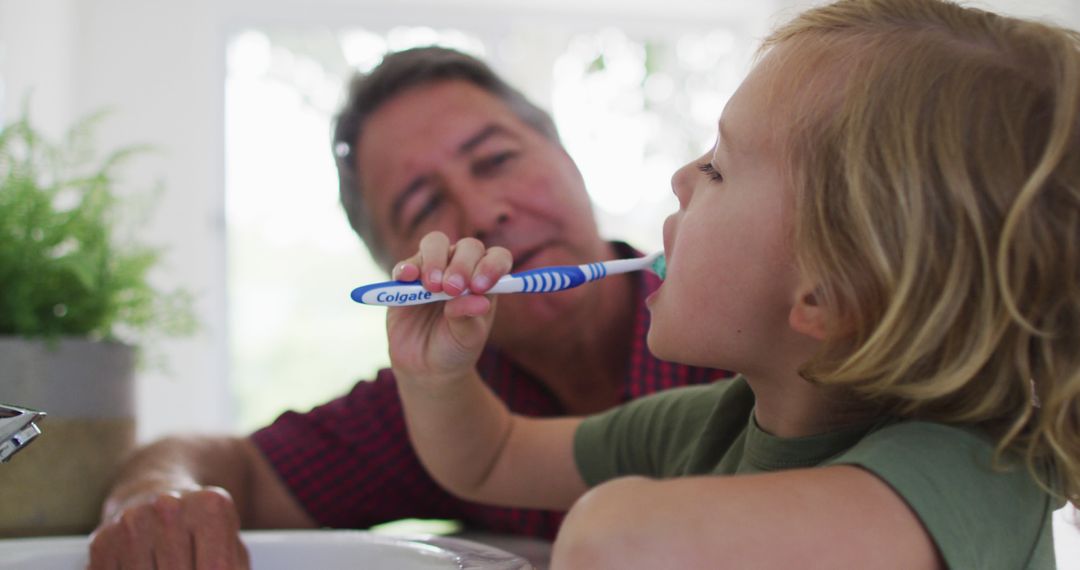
{"left": 509, "top": 244, "right": 547, "bottom": 272}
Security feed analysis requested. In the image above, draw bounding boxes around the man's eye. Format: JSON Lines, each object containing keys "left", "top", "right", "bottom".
{"left": 473, "top": 151, "right": 517, "bottom": 176}
{"left": 406, "top": 194, "right": 444, "bottom": 233}
{"left": 697, "top": 162, "right": 724, "bottom": 182}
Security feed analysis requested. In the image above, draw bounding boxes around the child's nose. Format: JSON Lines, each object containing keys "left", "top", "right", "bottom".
{"left": 670, "top": 162, "right": 696, "bottom": 204}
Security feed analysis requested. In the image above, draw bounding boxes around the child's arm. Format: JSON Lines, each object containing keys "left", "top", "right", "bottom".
{"left": 387, "top": 233, "right": 588, "bottom": 510}
{"left": 552, "top": 467, "right": 942, "bottom": 569}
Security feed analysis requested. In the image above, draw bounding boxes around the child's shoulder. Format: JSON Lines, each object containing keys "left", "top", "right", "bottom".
{"left": 830, "top": 420, "right": 1058, "bottom": 569}
{"left": 833, "top": 419, "right": 1033, "bottom": 488}
{"left": 615, "top": 375, "right": 753, "bottom": 419}
{"left": 850, "top": 420, "right": 991, "bottom": 454}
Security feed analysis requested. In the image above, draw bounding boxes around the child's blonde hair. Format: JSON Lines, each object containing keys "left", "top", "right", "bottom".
{"left": 763, "top": 0, "right": 1080, "bottom": 505}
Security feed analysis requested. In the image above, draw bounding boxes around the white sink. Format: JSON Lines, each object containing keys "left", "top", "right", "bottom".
{"left": 0, "top": 530, "right": 533, "bottom": 569}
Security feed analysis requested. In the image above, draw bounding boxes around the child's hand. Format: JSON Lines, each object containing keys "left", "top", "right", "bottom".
{"left": 386, "top": 232, "right": 512, "bottom": 388}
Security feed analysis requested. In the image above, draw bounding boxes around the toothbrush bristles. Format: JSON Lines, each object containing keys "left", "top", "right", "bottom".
{"left": 651, "top": 254, "right": 666, "bottom": 280}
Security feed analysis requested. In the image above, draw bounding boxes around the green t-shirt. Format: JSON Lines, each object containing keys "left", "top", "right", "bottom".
{"left": 574, "top": 377, "right": 1059, "bottom": 569}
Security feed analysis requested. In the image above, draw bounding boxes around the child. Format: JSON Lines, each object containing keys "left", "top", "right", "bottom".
{"left": 385, "top": 0, "right": 1079, "bottom": 567}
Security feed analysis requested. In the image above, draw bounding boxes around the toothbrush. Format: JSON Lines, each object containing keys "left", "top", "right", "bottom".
{"left": 351, "top": 252, "right": 666, "bottom": 307}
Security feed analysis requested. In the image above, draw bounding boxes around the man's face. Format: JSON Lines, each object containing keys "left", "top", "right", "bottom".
{"left": 355, "top": 80, "right": 609, "bottom": 330}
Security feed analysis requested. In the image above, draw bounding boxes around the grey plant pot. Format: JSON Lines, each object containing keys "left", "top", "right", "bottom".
{"left": 0, "top": 337, "right": 135, "bottom": 537}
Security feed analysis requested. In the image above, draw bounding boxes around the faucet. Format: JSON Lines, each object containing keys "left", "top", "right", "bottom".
{"left": 0, "top": 403, "right": 46, "bottom": 463}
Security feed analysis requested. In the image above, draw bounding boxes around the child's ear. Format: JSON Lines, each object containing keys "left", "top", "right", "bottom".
{"left": 788, "top": 283, "right": 829, "bottom": 341}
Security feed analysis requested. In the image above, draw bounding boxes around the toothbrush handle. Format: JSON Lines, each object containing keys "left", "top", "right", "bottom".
{"left": 351, "top": 264, "right": 607, "bottom": 307}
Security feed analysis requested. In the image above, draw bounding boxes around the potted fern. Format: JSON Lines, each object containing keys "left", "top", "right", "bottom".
{"left": 0, "top": 110, "right": 195, "bottom": 537}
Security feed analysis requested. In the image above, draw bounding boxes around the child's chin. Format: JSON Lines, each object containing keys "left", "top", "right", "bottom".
{"left": 645, "top": 328, "right": 673, "bottom": 361}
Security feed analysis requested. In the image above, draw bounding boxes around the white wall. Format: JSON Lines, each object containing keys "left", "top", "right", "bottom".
{"left": 0, "top": 0, "right": 76, "bottom": 137}
{"left": 1, "top": 0, "right": 231, "bottom": 440}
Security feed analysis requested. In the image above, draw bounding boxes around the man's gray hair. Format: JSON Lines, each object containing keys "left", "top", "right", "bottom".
{"left": 332, "top": 46, "right": 562, "bottom": 268}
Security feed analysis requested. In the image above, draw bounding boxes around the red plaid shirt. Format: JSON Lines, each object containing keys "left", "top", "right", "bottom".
{"left": 251, "top": 244, "right": 724, "bottom": 540}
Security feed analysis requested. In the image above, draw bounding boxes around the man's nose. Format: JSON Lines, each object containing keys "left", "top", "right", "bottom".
{"left": 456, "top": 186, "right": 512, "bottom": 242}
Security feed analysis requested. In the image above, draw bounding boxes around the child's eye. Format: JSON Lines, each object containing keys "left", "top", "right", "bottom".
{"left": 697, "top": 162, "right": 724, "bottom": 182}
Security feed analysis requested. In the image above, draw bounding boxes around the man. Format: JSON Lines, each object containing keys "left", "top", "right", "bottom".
{"left": 88, "top": 47, "right": 722, "bottom": 567}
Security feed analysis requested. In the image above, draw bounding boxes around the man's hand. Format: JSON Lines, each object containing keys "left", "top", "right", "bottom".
{"left": 88, "top": 486, "right": 250, "bottom": 569}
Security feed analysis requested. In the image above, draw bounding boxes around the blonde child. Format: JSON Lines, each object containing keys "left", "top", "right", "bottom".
{"left": 385, "top": 0, "right": 1080, "bottom": 567}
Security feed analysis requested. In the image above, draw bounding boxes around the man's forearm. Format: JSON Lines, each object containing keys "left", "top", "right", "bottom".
{"left": 89, "top": 436, "right": 262, "bottom": 569}
{"left": 90, "top": 433, "right": 315, "bottom": 568}
{"left": 102, "top": 436, "right": 253, "bottom": 523}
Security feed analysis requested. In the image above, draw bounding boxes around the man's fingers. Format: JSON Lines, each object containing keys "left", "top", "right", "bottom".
{"left": 150, "top": 494, "right": 194, "bottom": 568}
{"left": 87, "top": 487, "right": 248, "bottom": 570}
{"left": 117, "top": 507, "right": 156, "bottom": 569}
{"left": 192, "top": 529, "right": 249, "bottom": 570}
{"left": 183, "top": 487, "right": 248, "bottom": 569}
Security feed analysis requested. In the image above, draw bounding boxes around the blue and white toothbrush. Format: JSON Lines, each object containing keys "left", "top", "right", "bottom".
{"left": 351, "top": 252, "right": 666, "bottom": 307}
